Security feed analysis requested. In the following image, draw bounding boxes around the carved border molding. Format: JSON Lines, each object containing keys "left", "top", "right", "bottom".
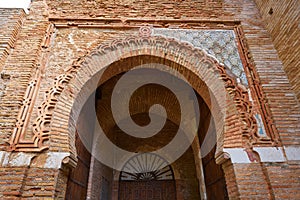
{"left": 49, "top": 17, "right": 239, "bottom": 29}
{"left": 9, "top": 26, "right": 278, "bottom": 152}
{"left": 234, "top": 26, "right": 279, "bottom": 145}
{"left": 8, "top": 24, "right": 55, "bottom": 152}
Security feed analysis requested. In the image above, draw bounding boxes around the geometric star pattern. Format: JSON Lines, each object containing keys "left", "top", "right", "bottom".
{"left": 153, "top": 29, "right": 248, "bottom": 86}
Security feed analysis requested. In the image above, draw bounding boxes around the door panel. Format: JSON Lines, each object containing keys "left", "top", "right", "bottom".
{"left": 65, "top": 132, "right": 91, "bottom": 200}
{"left": 119, "top": 180, "right": 176, "bottom": 200}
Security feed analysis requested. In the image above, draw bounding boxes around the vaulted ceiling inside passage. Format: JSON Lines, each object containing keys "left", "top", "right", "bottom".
{"left": 95, "top": 71, "right": 212, "bottom": 151}
{"left": 96, "top": 73, "right": 183, "bottom": 133}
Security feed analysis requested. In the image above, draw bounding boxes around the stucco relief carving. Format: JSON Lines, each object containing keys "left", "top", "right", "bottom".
{"left": 9, "top": 26, "right": 278, "bottom": 152}
{"left": 235, "top": 26, "right": 279, "bottom": 145}
{"left": 8, "top": 23, "right": 58, "bottom": 152}
{"left": 32, "top": 74, "right": 74, "bottom": 147}
{"left": 152, "top": 28, "right": 248, "bottom": 85}
{"left": 9, "top": 79, "right": 41, "bottom": 151}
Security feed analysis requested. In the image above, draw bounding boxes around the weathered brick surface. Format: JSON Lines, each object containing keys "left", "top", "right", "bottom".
{"left": 222, "top": 161, "right": 240, "bottom": 199}
{"left": 254, "top": 0, "right": 300, "bottom": 102}
{"left": 265, "top": 161, "right": 300, "bottom": 199}
{"left": 0, "top": 166, "right": 67, "bottom": 199}
{"left": 47, "top": 0, "right": 233, "bottom": 19}
{"left": 0, "top": 1, "right": 50, "bottom": 149}
{"left": 55, "top": 169, "right": 68, "bottom": 199}
{"left": 0, "top": 167, "right": 26, "bottom": 198}
{"left": 233, "top": 163, "right": 272, "bottom": 199}
{"left": 0, "top": 8, "right": 25, "bottom": 72}
{"left": 0, "top": 8, "right": 26, "bottom": 149}
{"left": 21, "top": 168, "right": 57, "bottom": 198}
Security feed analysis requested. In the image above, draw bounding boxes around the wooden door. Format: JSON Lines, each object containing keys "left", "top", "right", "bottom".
{"left": 65, "top": 132, "right": 91, "bottom": 200}
{"left": 119, "top": 154, "right": 177, "bottom": 200}
{"left": 119, "top": 180, "right": 176, "bottom": 200}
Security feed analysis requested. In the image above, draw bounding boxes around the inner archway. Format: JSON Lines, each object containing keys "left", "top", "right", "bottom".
{"left": 91, "top": 71, "right": 202, "bottom": 200}
{"left": 65, "top": 62, "right": 228, "bottom": 199}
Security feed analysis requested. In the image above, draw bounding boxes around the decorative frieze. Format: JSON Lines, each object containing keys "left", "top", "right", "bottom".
{"left": 235, "top": 26, "right": 280, "bottom": 145}
{"left": 8, "top": 23, "right": 56, "bottom": 152}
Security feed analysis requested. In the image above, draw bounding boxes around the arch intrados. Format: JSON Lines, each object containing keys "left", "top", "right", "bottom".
{"left": 93, "top": 55, "right": 213, "bottom": 108}
{"left": 77, "top": 55, "right": 216, "bottom": 140}
{"left": 94, "top": 70, "right": 210, "bottom": 135}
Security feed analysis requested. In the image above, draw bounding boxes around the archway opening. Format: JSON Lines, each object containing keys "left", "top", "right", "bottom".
{"left": 65, "top": 54, "right": 229, "bottom": 200}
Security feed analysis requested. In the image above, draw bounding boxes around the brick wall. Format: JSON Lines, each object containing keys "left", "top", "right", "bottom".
{"left": 0, "top": 8, "right": 25, "bottom": 72}
{"left": 234, "top": 163, "right": 272, "bottom": 199}
{"left": 265, "top": 161, "right": 300, "bottom": 199}
{"left": 0, "top": 8, "right": 26, "bottom": 148}
{"left": 0, "top": 8, "right": 25, "bottom": 71}
{"left": 0, "top": 1, "right": 49, "bottom": 150}
{"left": 0, "top": 167, "right": 26, "bottom": 197}
{"left": 0, "top": 166, "right": 64, "bottom": 198}
{"left": 254, "top": 0, "right": 300, "bottom": 102}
